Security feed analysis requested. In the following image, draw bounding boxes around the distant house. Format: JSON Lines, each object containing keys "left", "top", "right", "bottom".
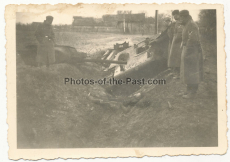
{"left": 94, "top": 18, "right": 104, "bottom": 26}
{"left": 116, "top": 13, "right": 146, "bottom": 33}
{"left": 101, "top": 13, "right": 145, "bottom": 33}
{"left": 71, "top": 13, "right": 146, "bottom": 33}
{"left": 102, "top": 13, "right": 145, "bottom": 24}
{"left": 116, "top": 13, "right": 145, "bottom": 23}
{"left": 102, "top": 14, "right": 117, "bottom": 27}
{"left": 72, "top": 16, "right": 95, "bottom": 26}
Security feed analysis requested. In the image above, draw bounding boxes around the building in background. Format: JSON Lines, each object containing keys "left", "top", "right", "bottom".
{"left": 71, "top": 13, "right": 149, "bottom": 34}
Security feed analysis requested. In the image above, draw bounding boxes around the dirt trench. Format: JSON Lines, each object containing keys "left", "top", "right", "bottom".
{"left": 16, "top": 32, "right": 218, "bottom": 148}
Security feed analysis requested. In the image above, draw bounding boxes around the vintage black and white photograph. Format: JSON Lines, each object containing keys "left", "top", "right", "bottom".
{"left": 6, "top": 3, "right": 226, "bottom": 159}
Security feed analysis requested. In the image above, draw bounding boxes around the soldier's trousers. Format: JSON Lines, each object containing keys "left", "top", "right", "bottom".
{"left": 187, "top": 84, "right": 198, "bottom": 94}
{"left": 36, "top": 37, "right": 55, "bottom": 66}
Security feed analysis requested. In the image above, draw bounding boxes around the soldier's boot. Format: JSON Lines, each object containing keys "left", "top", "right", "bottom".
{"left": 173, "top": 68, "right": 180, "bottom": 79}
{"left": 46, "top": 61, "right": 50, "bottom": 68}
{"left": 182, "top": 84, "right": 198, "bottom": 99}
{"left": 182, "top": 92, "right": 196, "bottom": 99}
{"left": 173, "top": 75, "right": 180, "bottom": 79}
{"left": 178, "top": 91, "right": 188, "bottom": 96}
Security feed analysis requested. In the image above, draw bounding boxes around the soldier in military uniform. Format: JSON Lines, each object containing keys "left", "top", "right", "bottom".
{"left": 179, "top": 10, "right": 204, "bottom": 99}
{"left": 35, "top": 16, "right": 55, "bottom": 67}
{"left": 168, "top": 10, "right": 183, "bottom": 79}
{"left": 151, "top": 17, "right": 175, "bottom": 60}
{"left": 166, "top": 17, "right": 176, "bottom": 57}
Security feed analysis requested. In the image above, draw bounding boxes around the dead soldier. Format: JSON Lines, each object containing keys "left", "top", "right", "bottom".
{"left": 179, "top": 10, "right": 204, "bottom": 99}
{"left": 35, "top": 16, "right": 55, "bottom": 67}
{"left": 168, "top": 10, "right": 183, "bottom": 79}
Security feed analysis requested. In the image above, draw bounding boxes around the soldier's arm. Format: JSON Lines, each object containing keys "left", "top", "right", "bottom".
{"left": 174, "top": 24, "right": 182, "bottom": 41}
{"left": 35, "top": 24, "right": 43, "bottom": 43}
{"left": 168, "top": 22, "right": 175, "bottom": 40}
{"left": 50, "top": 26, "right": 56, "bottom": 45}
{"left": 173, "top": 24, "right": 177, "bottom": 37}
{"left": 151, "top": 30, "right": 168, "bottom": 44}
{"left": 186, "top": 25, "right": 199, "bottom": 47}
{"left": 50, "top": 26, "right": 55, "bottom": 40}
{"left": 156, "top": 34, "right": 168, "bottom": 43}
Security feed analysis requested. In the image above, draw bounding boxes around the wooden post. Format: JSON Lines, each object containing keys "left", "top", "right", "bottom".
{"left": 155, "top": 10, "right": 158, "bottom": 34}
{"left": 131, "top": 22, "right": 132, "bottom": 34}
{"left": 123, "top": 18, "right": 126, "bottom": 33}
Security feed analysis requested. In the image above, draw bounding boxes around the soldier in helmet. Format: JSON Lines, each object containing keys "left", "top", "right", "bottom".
{"left": 179, "top": 10, "right": 204, "bottom": 99}
{"left": 35, "top": 16, "right": 55, "bottom": 67}
{"left": 168, "top": 10, "right": 183, "bottom": 79}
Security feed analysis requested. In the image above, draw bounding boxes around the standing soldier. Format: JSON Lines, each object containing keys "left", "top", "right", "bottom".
{"left": 179, "top": 10, "right": 204, "bottom": 99}
{"left": 166, "top": 16, "right": 176, "bottom": 58}
{"left": 35, "top": 16, "right": 55, "bottom": 67}
{"left": 151, "top": 17, "right": 175, "bottom": 59}
{"left": 168, "top": 10, "right": 183, "bottom": 79}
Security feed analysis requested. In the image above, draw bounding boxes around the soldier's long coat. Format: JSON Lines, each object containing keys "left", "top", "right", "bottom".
{"left": 168, "top": 21, "right": 183, "bottom": 67}
{"left": 152, "top": 22, "right": 175, "bottom": 59}
{"left": 167, "top": 22, "right": 176, "bottom": 57}
{"left": 180, "top": 19, "right": 204, "bottom": 84}
{"left": 35, "top": 22, "right": 55, "bottom": 65}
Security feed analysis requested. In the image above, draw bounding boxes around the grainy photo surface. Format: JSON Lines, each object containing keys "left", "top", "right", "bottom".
{"left": 6, "top": 3, "right": 226, "bottom": 159}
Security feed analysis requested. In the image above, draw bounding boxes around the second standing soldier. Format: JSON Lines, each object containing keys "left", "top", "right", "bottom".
{"left": 179, "top": 10, "right": 204, "bottom": 99}
{"left": 168, "top": 10, "right": 183, "bottom": 79}
{"left": 151, "top": 17, "right": 175, "bottom": 59}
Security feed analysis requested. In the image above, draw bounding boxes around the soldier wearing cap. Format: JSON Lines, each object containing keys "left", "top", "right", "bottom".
{"left": 168, "top": 10, "right": 183, "bottom": 79}
{"left": 35, "top": 16, "right": 55, "bottom": 67}
{"left": 151, "top": 16, "right": 175, "bottom": 59}
{"left": 165, "top": 16, "right": 176, "bottom": 57}
{"left": 179, "top": 10, "right": 204, "bottom": 98}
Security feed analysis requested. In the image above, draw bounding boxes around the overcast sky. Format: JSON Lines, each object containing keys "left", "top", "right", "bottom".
{"left": 16, "top": 4, "right": 200, "bottom": 25}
